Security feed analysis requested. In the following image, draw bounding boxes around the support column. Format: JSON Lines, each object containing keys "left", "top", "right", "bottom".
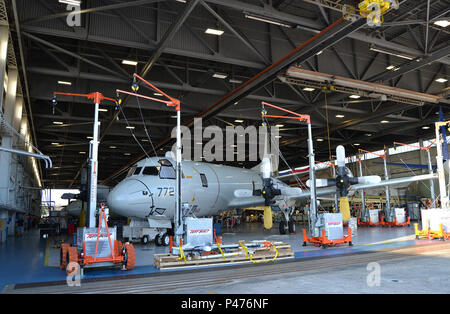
{"left": 0, "top": 24, "right": 8, "bottom": 242}
{"left": 0, "top": 24, "right": 8, "bottom": 112}
{"left": 0, "top": 68, "right": 18, "bottom": 211}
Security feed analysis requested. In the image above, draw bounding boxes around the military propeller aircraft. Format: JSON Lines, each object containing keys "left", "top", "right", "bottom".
{"left": 107, "top": 145, "right": 437, "bottom": 244}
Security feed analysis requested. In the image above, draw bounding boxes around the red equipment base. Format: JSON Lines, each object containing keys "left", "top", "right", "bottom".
{"left": 357, "top": 217, "right": 381, "bottom": 227}
{"left": 380, "top": 216, "right": 410, "bottom": 227}
{"left": 302, "top": 228, "right": 353, "bottom": 249}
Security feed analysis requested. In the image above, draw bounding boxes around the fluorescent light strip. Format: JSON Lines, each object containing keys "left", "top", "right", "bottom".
{"left": 229, "top": 78, "right": 243, "bottom": 84}
{"left": 58, "top": 80, "right": 72, "bottom": 85}
{"left": 59, "top": 0, "right": 81, "bottom": 6}
{"left": 244, "top": 13, "right": 292, "bottom": 28}
{"left": 370, "top": 46, "right": 414, "bottom": 60}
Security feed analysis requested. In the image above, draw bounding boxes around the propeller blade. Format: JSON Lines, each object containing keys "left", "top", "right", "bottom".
{"left": 261, "top": 157, "right": 272, "bottom": 179}
{"left": 234, "top": 189, "right": 254, "bottom": 198}
{"left": 336, "top": 145, "right": 346, "bottom": 168}
{"left": 306, "top": 178, "right": 336, "bottom": 188}
{"left": 357, "top": 175, "right": 382, "bottom": 185}
{"left": 339, "top": 197, "right": 351, "bottom": 222}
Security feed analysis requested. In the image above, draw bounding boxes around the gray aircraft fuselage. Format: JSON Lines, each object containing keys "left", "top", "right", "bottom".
{"left": 107, "top": 156, "right": 289, "bottom": 226}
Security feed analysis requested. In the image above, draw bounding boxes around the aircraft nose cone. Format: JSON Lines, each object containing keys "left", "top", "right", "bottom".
{"left": 107, "top": 179, "right": 151, "bottom": 215}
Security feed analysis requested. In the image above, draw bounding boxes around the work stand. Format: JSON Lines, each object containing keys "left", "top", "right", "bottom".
{"left": 302, "top": 228, "right": 353, "bottom": 249}
{"left": 414, "top": 223, "right": 449, "bottom": 240}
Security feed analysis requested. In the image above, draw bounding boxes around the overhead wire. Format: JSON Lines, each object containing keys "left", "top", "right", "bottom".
{"left": 134, "top": 95, "right": 158, "bottom": 158}
{"left": 115, "top": 98, "right": 151, "bottom": 159}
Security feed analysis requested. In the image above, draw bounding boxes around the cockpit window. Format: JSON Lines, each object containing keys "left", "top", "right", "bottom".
{"left": 143, "top": 166, "right": 159, "bottom": 176}
{"left": 133, "top": 167, "right": 143, "bottom": 175}
{"left": 159, "top": 165, "right": 175, "bottom": 179}
{"left": 126, "top": 166, "right": 137, "bottom": 178}
{"left": 158, "top": 159, "right": 175, "bottom": 179}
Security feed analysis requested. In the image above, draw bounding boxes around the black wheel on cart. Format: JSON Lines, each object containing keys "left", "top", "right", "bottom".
{"left": 154, "top": 234, "right": 162, "bottom": 246}
{"left": 161, "top": 233, "right": 170, "bottom": 246}
{"left": 279, "top": 221, "right": 287, "bottom": 234}
{"left": 288, "top": 221, "right": 296, "bottom": 234}
{"left": 141, "top": 235, "right": 149, "bottom": 245}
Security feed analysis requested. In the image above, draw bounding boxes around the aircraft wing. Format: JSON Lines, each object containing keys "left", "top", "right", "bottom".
{"left": 228, "top": 196, "right": 266, "bottom": 208}
{"left": 282, "top": 173, "right": 437, "bottom": 200}
{"left": 349, "top": 173, "right": 437, "bottom": 191}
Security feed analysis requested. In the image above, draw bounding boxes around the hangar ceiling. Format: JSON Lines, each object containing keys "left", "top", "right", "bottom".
{"left": 5, "top": 0, "right": 450, "bottom": 188}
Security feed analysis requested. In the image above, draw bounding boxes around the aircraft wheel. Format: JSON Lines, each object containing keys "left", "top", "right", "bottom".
{"left": 288, "top": 221, "right": 296, "bottom": 234}
{"left": 279, "top": 221, "right": 287, "bottom": 235}
{"left": 155, "top": 234, "right": 162, "bottom": 246}
{"left": 161, "top": 233, "right": 170, "bottom": 246}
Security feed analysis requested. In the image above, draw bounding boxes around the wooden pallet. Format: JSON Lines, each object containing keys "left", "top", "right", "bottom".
{"left": 154, "top": 242, "right": 294, "bottom": 269}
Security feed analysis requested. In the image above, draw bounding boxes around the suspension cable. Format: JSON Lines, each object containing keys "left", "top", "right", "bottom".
{"left": 115, "top": 101, "right": 150, "bottom": 159}
{"left": 135, "top": 96, "right": 158, "bottom": 158}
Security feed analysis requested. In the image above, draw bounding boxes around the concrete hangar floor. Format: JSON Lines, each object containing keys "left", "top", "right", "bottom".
{"left": 2, "top": 221, "right": 450, "bottom": 294}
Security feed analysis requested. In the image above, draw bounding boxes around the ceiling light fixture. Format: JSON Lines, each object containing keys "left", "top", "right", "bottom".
{"left": 59, "top": 0, "right": 81, "bottom": 6}
{"left": 58, "top": 80, "right": 72, "bottom": 85}
{"left": 229, "top": 78, "right": 243, "bottom": 84}
{"left": 433, "top": 20, "right": 450, "bottom": 28}
{"left": 317, "top": 138, "right": 324, "bottom": 142}
{"left": 422, "top": 126, "right": 430, "bottom": 129}
{"left": 126, "top": 126, "right": 135, "bottom": 129}
{"left": 436, "top": 78, "right": 448, "bottom": 83}
{"left": 53, "top": 121, "right": 64, "bottom": 125}
{"left": 303, "top": 87, "right": 315, "bottom": 91}
{"left": 369, "top": 45, "right": 414, "bottom": 60}
{"left": 122, "top": 60, "right": 138, "bottom": 66}
{"left": 98, "top": 108, "right": 108, "bottom": 112}
{"left": 349, "top": 94, "right": 361, "bottom": 99}
{"left": 205, "top": 28, "right": 224, "bottom": 36}
{"left": 335, "top": 114, "right": 345, "bottom": 118}
{"left": 234, "top": 119, "right": 244, "bottom": 123}
{"left": 380, "top": 120, "right": 389, "bottom": 123}
{"left": 212, "top": 73, "right": 228, "bottom": 79}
